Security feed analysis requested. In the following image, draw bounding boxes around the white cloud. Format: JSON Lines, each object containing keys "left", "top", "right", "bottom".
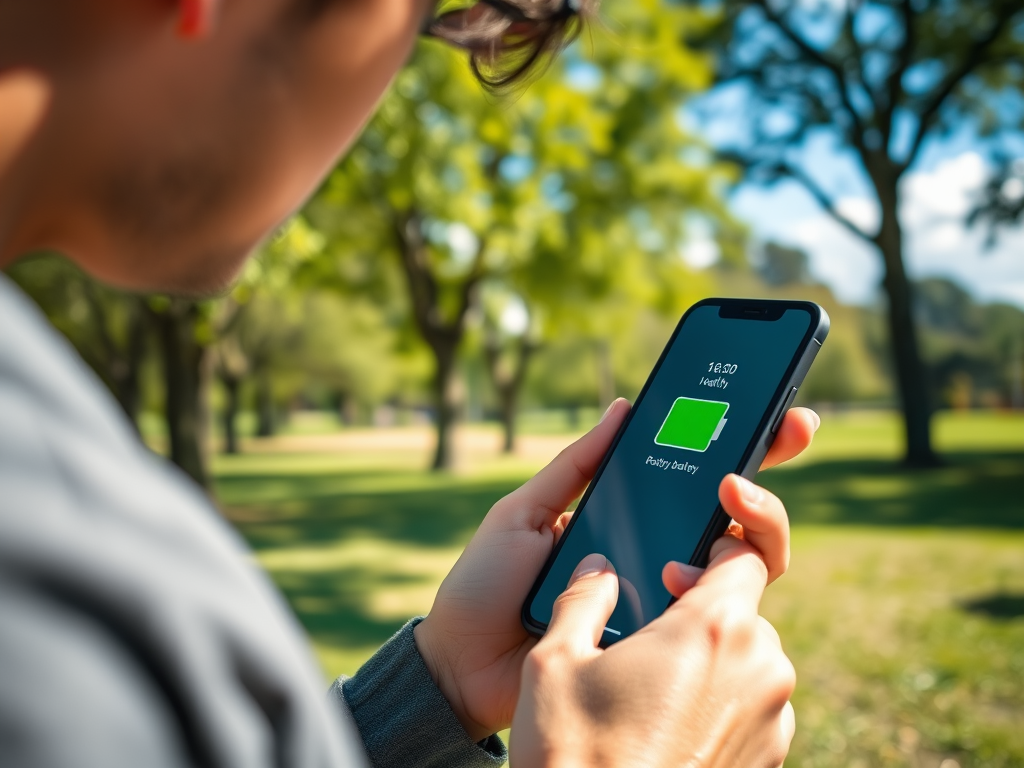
{"left": 737, "top": 151, "right": 1024, "bottom": 308}
{"left": 901, "top": 152, "right": 986, "bottom": 226}
{"left": 900, "top": 152, "right": 1024, "bottom": 307}
{"left": 836, "top": 196, "right": 879, "bottom": 232}
{"left": 790, "top": 211, "right": 882, "bottom": 304}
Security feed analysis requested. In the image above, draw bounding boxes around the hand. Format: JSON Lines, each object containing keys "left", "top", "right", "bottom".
{"left": 414, "top": 399, "right": 819, "bottom": 741}
{"left": 510, "top": 540, "right": 796, "bottom": 767}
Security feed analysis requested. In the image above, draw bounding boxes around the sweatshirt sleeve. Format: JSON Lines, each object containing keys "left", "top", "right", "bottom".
{"left": 331, "top": 619, "right": 507, "bottom": 768}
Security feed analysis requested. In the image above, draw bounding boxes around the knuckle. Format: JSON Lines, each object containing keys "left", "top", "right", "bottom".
{"left": 777, "top": 655, "right": 797, "bottom": 697}
{"left": 703, "top": 601, "right": 756, "bottom": 649}
{"left": 744, "top": 551, "right": 770, "bottom": 583}
{"left": 552, "top": 586, "right": 582, "bottom": 614}
{"left": 764, "top": 652, "right": 797, "bottom": 707}
{"left": 778, "top": 547, "right": 791, "bottom": 576}
{"left": 523, "top": 643, "right": 560, "bottom": 680}
{"left": 757, "top": 615, "right": 781, "bottom": 645}
{"left": 764, "top": 734, "right": 794, "bottom": 768}
{"left": 553, "top": 575, "right": 603, "bottom": 609}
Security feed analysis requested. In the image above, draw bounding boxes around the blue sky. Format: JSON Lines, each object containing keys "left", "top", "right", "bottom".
{"left": 562, "top": 33, "right": 1024, "bottom": 310}
{"left": 666, "top": 2, "right": 1024, "bottom": 311}
{"left": 720, "top": 130, "right": 1024, "bottom": 309}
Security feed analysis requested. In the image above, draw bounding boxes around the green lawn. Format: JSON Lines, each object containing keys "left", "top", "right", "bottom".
{"left": 215, "top": 410, "right": 1024, "bottom": 768}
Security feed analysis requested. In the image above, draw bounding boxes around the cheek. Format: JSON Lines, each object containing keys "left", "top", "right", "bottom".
{"left": 237, "top": 0, "right": 427, "bottom": 225}
{"left": 83, "top": 0, "right": 425, "bottom": 292}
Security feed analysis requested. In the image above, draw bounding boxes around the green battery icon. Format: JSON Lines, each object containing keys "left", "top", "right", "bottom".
{"left": 654, "top": 397, "right": 730, "bottom": 452}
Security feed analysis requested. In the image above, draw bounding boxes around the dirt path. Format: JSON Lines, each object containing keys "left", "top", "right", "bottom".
{"left": 239, "top": 425, "right": 584, "bottom": 474}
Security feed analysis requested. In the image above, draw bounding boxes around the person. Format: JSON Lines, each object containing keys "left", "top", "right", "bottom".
{"left": 0, "top": 0, "right": 819, "bottom": 766}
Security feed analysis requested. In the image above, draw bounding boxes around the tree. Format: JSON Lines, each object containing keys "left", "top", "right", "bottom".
{"left": 479, "top": 288, "right": 539, "bottom": 452}
{"left": 755, "top": 241, "right": 812, "bottom": 287}
{"left": 969, "top": 156, "right": 1024, "bottom": 244}
{"left": 310, "top": 0, "right": 736, "bottom": 468}
{"left": 145, "top": 297, "right": 212, "bottom": 486}
{"left": 686, "top": 0, "right": 1024, "bottom": 466}
{"left": 210, "top": 216, "right": 359, "bottom": 453}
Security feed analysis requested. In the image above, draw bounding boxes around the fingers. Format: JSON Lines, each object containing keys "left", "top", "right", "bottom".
{"left": 552, "top": 511, "right": 574, "bottom": 544}
{"left": 690, "top": 538, "right": 770, "bottom": 615}
{"left": 543, "top": 554, "right": 619, "bottom": 657}
{"left": 757, "top": 615, "right": 781, "bottom": 648}
{"left": 779, "top": 700, "right": 796, "bottom": 749}
{"left": 761, "top": 407, "right": 819, "bottom": 470}
{"left": 662, "top": 561, "right": 703, "bottom": 598}
{"left": 617, "top": 574, "right": 644, "bottom": 627}
{"left": 511, "top": 399, "right": 630, "bottom": 531}
{"left": 717, "top": 474, "right": 790, "bottom": 583}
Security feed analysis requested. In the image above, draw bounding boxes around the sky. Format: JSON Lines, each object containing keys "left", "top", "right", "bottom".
{"left": 562, "top": 22, "right": 1024, "bottom": 311}
{"left": 668, "top": 4, "right": 1024, "bottom": 311}
{"left": 722, "top": 139, "right": 1024, "bottom": 309}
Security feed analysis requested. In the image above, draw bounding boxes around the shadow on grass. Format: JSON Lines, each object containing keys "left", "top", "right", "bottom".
{"left": 219, "top": 474, "right": 528, "bottom": 651}
{"left": 272, "top": 567, "right": 422, "bottom": 649}
{"left": 761, "top": 451, "right": 1024, "bottom": 528}
{"left": 222, "top": 476, "right": 524, "bottom": 551}
{"left": 960, "top": 592, "right": 1024, "bottom": 621}
{"left": 219, "top": 451, "right": 1023, "bottom": 652}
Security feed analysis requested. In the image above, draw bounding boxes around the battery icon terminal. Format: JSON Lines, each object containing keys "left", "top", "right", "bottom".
{"left": 654, "top": 397, "right": 730, "bottom": 453}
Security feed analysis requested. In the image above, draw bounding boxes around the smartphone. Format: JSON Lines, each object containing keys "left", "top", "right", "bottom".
{"left": 522, "top": 298, "right": 829, "bottom": 644}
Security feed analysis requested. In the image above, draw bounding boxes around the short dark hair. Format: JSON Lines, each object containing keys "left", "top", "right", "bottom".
{"left": 423, "top": 0, "right": 597, "bottom": 90}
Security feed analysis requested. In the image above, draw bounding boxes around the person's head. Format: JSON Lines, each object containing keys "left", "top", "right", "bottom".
{"left": 0, "top": 0, "right": 587, "bottom": 294}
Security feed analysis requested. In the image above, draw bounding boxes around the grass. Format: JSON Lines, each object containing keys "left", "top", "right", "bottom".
{"left": 214, "top": 409, "right": 1024, "bottom": 768}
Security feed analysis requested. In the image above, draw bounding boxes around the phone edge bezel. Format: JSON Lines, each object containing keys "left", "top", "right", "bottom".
{"left": 520, "top": 297, "right": 829, "bottom": 639}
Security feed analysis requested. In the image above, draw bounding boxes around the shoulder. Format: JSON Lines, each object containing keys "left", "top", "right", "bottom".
{"left": 0, "top": 274, "right": 226, "bottom": 567}
{"left": 0, "top": 276, "right": 364, "bottom": 768}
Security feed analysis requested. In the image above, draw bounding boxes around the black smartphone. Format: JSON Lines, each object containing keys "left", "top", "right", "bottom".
{"left": 522, "top": 298, "right": 829, "bottom": 644}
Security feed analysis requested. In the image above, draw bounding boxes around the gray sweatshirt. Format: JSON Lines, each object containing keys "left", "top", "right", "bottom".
{"left": 0, "top": 275, "right": 507, "bottom": 768}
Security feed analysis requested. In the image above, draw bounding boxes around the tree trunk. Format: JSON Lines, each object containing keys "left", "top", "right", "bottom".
{"left": 484, "top": 336, "right": 537, "bottom": 455}
{"left": 152, "top": 301, "right": 210, "bottom": 487}
{"left": 499, "top": 388, "right": 517, "bottom": 454}
{"left": 255, "top": 368, "right": 275, "bottom": 438}
{"left": 109, "top": 298, "right": 148, "bottom": 431}
{"left": 83, "top": 288, "right": 147, "bottom": 434}
{"left": 222, "top": 374, "right": 241, "bottom": 455}
{"left": 875, "top": 204, "right": 939, "bottom": 467}
{"left": 391, "top": 209, "right": 486, "bottom": 472}
{"left": 431, "top": 337, "right": 459, "bottom": 471}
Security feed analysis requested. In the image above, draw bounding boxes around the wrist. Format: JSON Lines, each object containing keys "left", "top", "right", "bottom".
{"left": 413, "top": 616, "right": 492, "bottom": 744}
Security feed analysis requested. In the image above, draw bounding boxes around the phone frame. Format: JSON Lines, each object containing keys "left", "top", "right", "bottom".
{"left": 521, "top": 297, "right": 830, "bottom": 640}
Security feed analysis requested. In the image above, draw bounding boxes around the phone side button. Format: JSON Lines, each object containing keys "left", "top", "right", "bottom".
{"left": 771, "top": 387, "right": 799, "bottom": 434}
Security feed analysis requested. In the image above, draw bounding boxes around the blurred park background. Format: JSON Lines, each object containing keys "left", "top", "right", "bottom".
{"left": 5, "top": 1, "right": 1024, "bottom": 766}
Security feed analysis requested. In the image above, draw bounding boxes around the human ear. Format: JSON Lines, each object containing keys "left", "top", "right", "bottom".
{"left": 177, "top": 0, "right": 220, "bottom": 39}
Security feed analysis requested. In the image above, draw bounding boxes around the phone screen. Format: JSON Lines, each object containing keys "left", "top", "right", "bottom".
{"left": 525, "top": 304, "right": 815, "bottom": 642}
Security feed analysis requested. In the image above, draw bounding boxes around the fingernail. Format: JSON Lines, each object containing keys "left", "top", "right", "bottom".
{"left": 599, "top": 400, "right": 618, "bottom": 423}
{"left": 571, "top": 553, "right": 608, "bottom": 582}
{"left": 809, "top": 410, "right": 821, "bottom": 432}
{"left": 736, "top": 475, "right": 764, "bottom": 505}
{"left": 670, "top": 562, "right": 704, "bottom": 580}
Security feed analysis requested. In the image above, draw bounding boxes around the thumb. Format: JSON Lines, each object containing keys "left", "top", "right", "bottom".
{"left": 506, "top": 399, "right": 629, "bottom": 532}
{"left": 543, "top": 554, "right": 619, "bottom": 656}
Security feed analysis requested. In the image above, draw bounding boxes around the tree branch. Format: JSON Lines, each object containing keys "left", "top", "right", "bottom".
{"left": 455, "top": 233, "right": 489, "bottom": 324}
{"left": 750, "top": 0, "right": 870, "bottom": 153}
{"left": 775, "top": 161, "right": 876, "bottom": 244}
{"left": 392, "top": 208, "right": 441, "bottom": 338}
{"left": 880, "top": 0, "right": 915, "bottom": 150}
{"left": 901, "top": 5, "right": 1018, "bottom": 172}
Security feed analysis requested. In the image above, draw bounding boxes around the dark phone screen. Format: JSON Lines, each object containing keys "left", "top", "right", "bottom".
{"left": 527, "top": 305, "right": 813, "bottom": 642}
